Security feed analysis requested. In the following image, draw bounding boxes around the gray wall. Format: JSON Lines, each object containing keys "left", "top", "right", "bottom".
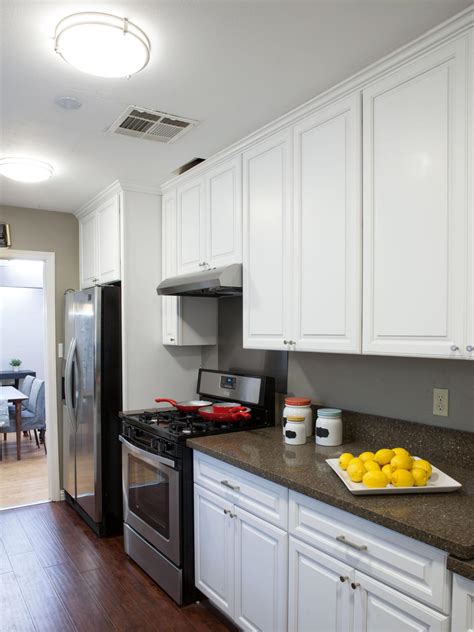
{"left": 288, "top": 353, "right": 474, "bottom": 432}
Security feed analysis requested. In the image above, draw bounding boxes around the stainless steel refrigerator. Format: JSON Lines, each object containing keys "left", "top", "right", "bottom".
{"left": 62, "top": 286, "right": 122, "bottom": 535}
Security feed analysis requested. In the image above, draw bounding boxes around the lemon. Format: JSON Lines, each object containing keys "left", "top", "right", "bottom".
{"left": 363, "top": 470, "right": 389, "bottom": 488}
{"left": 374, "top": 449, "right": 395, "bottom": 466}
{"left": 392, "top": 447, "right": 410, "bottom": 457}
{"left": 364, "top": 460, "right": 381, "bottom": 472}
{"left": 413, "top": 459, "right": 432, "bottom": 478}
{"left": 391, "top": 469, "right": 414, "bottom": 487}
{"left": 348, "top": 457, "right": 364, "bottom": 468}
{"left": 381, "top": 464, "right": 396, "bottom": 482}
{"left": 390, "top": 454, "right": 414, "bottom": 471}
{"left": 359, "top": 451, "right": 375, "bottom": 463}
{"left": 412, "top": 468, "right": 428, "bottom": 487}
{"left": 347, "top": 461, "right": 366, "bottom": 482}
{"left": 339, "top": 453, "right": 354, "bottom": 470}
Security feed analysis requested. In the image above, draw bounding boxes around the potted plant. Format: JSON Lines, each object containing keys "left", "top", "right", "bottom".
{"left": 9, "top": 359, "right": 22, "bottom": 372}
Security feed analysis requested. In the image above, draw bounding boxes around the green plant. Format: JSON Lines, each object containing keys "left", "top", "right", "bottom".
{"left": 9, "top": 358, "right": 22, "bottom": 368}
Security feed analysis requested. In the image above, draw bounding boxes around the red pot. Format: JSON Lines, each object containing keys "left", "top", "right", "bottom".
{"left": 154, "top": 398, "right": 212, "bottom": 412}
{"left": 198, "top": 405, "right": 251, "bottom": 423}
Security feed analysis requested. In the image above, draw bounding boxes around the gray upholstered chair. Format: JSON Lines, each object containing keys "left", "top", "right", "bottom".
{"left": 5, "top": 378, "right": 46, "bottom": 454}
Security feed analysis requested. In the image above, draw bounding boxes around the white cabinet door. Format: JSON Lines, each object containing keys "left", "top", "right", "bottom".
{"left": 243, "top": 129, "right": 293, "bottom": 350}
{"left": 79, "top": 210, "right": 97, "bottom": 289}
{"left": 353, "top": 571, "right": 449, "bottom": 632}
{"left": 234, "top": 506, "right": 288, "bottom": 632}
{"left": 97, "top": 194, "right": 121, "bottom": 284}
{"left": 177, "top": 178, "right": 205, "bottom": 274}
{"left": 363, "top": 37, "right": 469, "bottom": 358}
{"left": 451, "top": 574, "right": 474, "bottom": 632}
{"left": 293, "top": 93, "right": 362, "bottom": 353}
{"left": 206, "top": 157, "right": 242, "bottom": 267}
{"left": 194, "top": 485, "right": 235, "bottom": 619}
{"left": 288, "top": 537, "right": 353, "bottom": 632}
{"left": 162, "top": 190, "right": 179, "bottom": 345}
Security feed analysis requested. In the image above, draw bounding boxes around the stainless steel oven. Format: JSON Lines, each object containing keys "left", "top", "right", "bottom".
{"left": 120, "top": 436, "right": 181, "bottom": 566}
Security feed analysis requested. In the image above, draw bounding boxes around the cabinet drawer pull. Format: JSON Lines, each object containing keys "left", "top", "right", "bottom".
{"left": 351, "top": 582, "right": 360, "bottom": 590}
{"left": 467, "top": 345, "right": 473, "bottom": 352}
{"left": 336, "top": 535, "right": 367, "bottom": 551}
{"left": 220, "top": 480, "right": 240, "bottom": 491}
{"left": 339, "top": 576, "right": 349, "bottom": 583}
{"left": 450, "top": 345, "right": 459, "bottom": 352}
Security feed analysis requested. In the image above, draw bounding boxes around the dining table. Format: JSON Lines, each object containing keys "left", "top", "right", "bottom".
{"left": 0, "top": 369, "right": 36, "bottom": 389}
{"left": 0, "top": 386, "right": 28, "bottom": 460}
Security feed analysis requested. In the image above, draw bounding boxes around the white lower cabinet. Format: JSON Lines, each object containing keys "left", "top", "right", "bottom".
{"left": 288, "top": 537, "right": 353, "bottom": 632}
{"left": 451, "top": 574, "right": 474, "bottom": 632}
{"left": 353, "top": 571, "right": 449, "bottom": 632}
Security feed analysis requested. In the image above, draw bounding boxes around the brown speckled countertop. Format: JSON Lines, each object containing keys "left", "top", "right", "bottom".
{"left": 447, "top": 556, "right": 474, "bottom": 581}
{"left": 188, "top": 426, "right": 474, "bottom": 567}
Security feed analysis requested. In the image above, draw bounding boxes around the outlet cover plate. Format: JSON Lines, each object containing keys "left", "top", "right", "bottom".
{"left": 433, "top": 388, "right": 449, "bottom": 417}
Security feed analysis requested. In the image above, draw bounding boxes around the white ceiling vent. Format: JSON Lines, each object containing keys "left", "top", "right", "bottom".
{"left": 108, "top": 106, "right": 198, "bottom": 143}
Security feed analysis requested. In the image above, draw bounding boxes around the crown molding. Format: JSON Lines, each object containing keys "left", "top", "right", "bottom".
{"left": 162, "top": 5, "right": 473, "bottom": 191}
{"left": 75, "top": 180, "right": 161, "bottom": 217}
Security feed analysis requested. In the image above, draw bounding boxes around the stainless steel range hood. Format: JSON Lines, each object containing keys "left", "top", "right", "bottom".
{"left": 157, "top": 263, "right": 242, "bottom": 297}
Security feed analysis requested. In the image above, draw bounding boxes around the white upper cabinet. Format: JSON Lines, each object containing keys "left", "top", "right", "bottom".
{"left": 79, "top": 193, "right": 121, "bottom": 288}
{"left": 206, "top": 157, "right": 242, "bottom": 267}
{"left": 243, "top": 129, "right": 293, "bottom": 350}
{"left": 293, "top": 93, "right": 362, "bottom": 353}
{"left": 177, "top": 178, "right": 205, "bottom": 274}
{"left": 362, "top": 36, "right": 469, "bottom": 358}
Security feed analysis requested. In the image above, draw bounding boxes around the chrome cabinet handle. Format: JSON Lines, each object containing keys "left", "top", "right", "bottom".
{"left": 336, "top": 535, "right": 367, "bottom": 551}
{"left": 223, "top": 509, "right": 231, "bottom": 515}
{"left": 339, "top": 576, "right": 349, "bottom": 583}
{"left": 451, "top": 345, "right": 459, "bottom": 352}
{"left": 220, "top": 480, "right": 240, "bottom": 491}
{"left": 169, "top": 337, "right": 175, "bottom": 342}
{"left": 467, "top": 345, "right": 473, "bottom": 352}
{"left": 229, "top": 512, "right": 237, "bottom": 519}
{"left": 351, "top": 582, "right": 360, "bottom": 590}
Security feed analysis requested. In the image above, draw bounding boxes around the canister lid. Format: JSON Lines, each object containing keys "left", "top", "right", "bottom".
{"left": 287, "top": 416, "right": 305, "bottom": 422}
{"left": 285, "top": 397, "right": 311, "bottom": 406}
{"left": 317, "top": 408, "right": 342, "bottom": 418}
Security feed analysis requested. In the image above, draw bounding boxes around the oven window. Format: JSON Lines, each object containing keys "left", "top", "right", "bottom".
{"left": 127, "top": 454, "right": 170, "bottom": 539}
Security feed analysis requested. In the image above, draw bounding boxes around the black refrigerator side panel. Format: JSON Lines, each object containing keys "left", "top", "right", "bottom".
{"left": 100, "top": 285, "right": 123, "bottom": 535}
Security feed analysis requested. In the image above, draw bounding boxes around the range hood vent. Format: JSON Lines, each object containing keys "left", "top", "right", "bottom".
{"left": 157, "top": 264, "right": 242, "bottom": 298}
{"left": 109, "top": 106, "right": 198, "bottom": 143}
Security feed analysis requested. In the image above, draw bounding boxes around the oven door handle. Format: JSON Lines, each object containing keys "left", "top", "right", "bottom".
{"left": 119, "top": 435, "right": 177, "bottom": 470}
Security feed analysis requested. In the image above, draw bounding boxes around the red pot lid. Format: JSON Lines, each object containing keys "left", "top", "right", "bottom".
{"left": 285, "top": 397, "right": 311, "bottom": 406}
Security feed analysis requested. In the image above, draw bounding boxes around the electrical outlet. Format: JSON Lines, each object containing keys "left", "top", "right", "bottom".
{"left": 433, "top": 388, "right": 449, "bottom": 417}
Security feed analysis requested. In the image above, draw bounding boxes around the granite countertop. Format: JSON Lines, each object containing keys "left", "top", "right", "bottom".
{"left": 187, "top": 426, "right": 474, "bottom": 567}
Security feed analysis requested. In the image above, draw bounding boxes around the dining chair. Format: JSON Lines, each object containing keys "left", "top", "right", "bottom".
{"left": 5, "top": 378, "right": 47, "bottom": 454}
{"left": 6, "top": 374, "right": 36, "bottom": 440}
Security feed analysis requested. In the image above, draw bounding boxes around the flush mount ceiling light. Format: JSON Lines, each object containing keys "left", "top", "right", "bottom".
{"left": 0, "top": 158, "right": 54, "bottom": 183}
{"left": 54, "top": 12, "right": 151, "bottom": 78}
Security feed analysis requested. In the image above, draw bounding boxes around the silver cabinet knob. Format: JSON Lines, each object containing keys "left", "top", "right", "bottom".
{"left": 169, "top": 337, "right": 175, "bottom": 342}
{"left": 223, "top": 509, "right": 231, "bottom": 515}
{"left": 351, "top": 582, "right": 360, "bottom": 590}
{"left": 450, "top": 345, "right": 459, "bottom": 352}
{"left": 467, "top": 345, "right": 473, "bottom": 352}
{"left": 339, "top": 576, "right": 349, "bottom": 583}
{"left": 283, "top": 340, "right": 288, "bottom": 345}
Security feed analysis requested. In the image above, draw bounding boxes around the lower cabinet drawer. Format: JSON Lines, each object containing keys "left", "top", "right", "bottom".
{"left": 194, "top": 452, "right": 288, "bottom": 529}
{"left": 289, "top": 491, "right": 450, "bottom": 612}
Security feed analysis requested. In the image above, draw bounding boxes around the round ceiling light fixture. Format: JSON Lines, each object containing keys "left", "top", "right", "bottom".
{"left": 0, "top": 158, "right": 54, "bottom": 183}
{"left": 54, "top": 12, "right": 151, "bottom": 78}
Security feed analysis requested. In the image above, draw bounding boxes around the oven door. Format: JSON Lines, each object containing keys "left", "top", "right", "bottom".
{"left": 120, "top": 436, "right": 181, "bottom": 567}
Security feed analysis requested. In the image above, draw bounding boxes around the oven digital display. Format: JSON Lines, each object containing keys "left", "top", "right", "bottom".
{"left": 220, "top": 376, "right": 236, "bottom": 390}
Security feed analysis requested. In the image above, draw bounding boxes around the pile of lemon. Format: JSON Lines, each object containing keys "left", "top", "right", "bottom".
{"left": 338, "top": 448, "right": 433, "bottom": 489}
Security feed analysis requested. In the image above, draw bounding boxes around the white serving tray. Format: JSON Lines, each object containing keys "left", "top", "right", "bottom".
{"left": 326, "top": 458, "right": 462, "bottom": 495}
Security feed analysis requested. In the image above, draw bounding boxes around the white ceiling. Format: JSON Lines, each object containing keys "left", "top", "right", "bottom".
{"left": 0, "top": 0, "right": 471, "bottom": 213}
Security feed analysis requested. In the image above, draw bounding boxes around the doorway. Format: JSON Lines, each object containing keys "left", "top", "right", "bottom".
{"left": 0, "top": 250, "right": 60, "bottom": 508}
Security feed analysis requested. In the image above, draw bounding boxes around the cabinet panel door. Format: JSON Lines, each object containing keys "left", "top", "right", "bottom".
{"left": 194, "top": 485, "right": 235, "bottom": 619}
{"left": 97, "top": 194, "right": 121, "bottom": 284}
{"left": 177, "top": 178, "right": 205, "bottom": 274}
{"left": 206, "top": 157, "right": 242, "bottom": 266}
{"left": 363, "top": 37, "right": 469, "bottom": 358}
{"left": 80, "top": 211, "right": 97, "bottom": 289}
{"left": 451, "top": 574, "right": 474, "bottom": 632}
{"left": 293, "top": 93, "right": 362, "bottom": 353}
{"left": 288, "top": 537, "right": 353, "bottom": 632}
{"left": 243, "top": 129, "right": 292, "bottom": 350}
{"left": 353, "top": 571, "right": 449, "bottom": 632}
{"left": 234, "top": 507, "right": 288, "bottom": 632}
{"left": 162, "top": 190, "right": 179, "bottom": 345}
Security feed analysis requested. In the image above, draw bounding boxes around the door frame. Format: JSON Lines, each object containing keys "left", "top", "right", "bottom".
{"left": 0, "top": 249, "right": 60, "bottom": 502}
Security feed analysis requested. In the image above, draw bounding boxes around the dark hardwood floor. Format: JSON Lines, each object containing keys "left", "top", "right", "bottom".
{"left": 0, "top": 501, "right": 236, "bottom": 631}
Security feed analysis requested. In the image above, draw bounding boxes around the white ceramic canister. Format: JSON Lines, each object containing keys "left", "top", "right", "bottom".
{"left": 283, "top": 397, "right": 313, "bottom": 438}
{"left": 284, "top": 416, "right": 307, "bottom": 445}
{"left": 315, "top": 408, "right": 343, "bottom": 446}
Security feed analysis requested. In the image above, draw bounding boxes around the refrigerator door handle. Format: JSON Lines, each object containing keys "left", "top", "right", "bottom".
{"left": 65, "top": 336, "right": 77, "bottom": 429}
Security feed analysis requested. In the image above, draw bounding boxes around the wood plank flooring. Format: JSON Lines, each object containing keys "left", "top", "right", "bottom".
{"left": 0, "top": 501, "right": 236, "bottom": 632}
{"left": 0, "top": 435, "right": 48, "bottom": 509}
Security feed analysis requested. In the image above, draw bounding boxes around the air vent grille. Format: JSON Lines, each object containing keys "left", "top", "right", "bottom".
{"left": 109, "top": 106, "right": 198, "bottom": 143}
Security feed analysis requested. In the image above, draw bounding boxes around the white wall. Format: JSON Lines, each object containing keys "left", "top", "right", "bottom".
{"left": 0, "top": 260, "right": 45, "bottom": 378}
